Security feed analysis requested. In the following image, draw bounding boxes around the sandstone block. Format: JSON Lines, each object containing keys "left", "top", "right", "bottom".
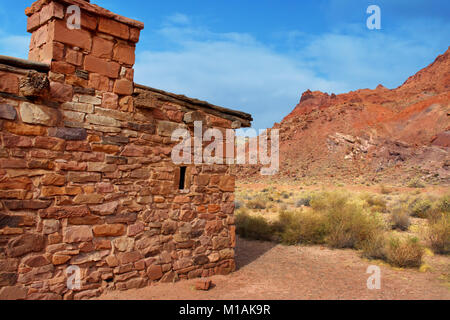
{"left": 212, "top": 236, "right": 231, "bottom": 250}
{"left": 93, "top": 224, "right": 126, "bottom": 237}
{"left": 52, "top": 19, "right": 92, "bottom": 50}
{"left": 219, "top": 175, "right": 235, "bottom": 192}
{"left": 113, "top": 43, "right": 135, "bottom": 65}
{"left": 48, "top": 127, "right": 87, "bottom": 140}
{"left": 84, "top": 56, "right": 120, "bottom": 78}
{"left": 0, "top": 272, "right": 18, "bottom": 287}
{"left": 147, "top": 265, "right": 163, "bottom": 281}
{"left": 113, "top": 79, "right": 133, "bottom": 95}
{"left": 6, "top": 233, "right": 45, "bottom": 257}
{"left": 0, "top": 72, "right": 19, "bottom": 94}
{"left": 39, "top": 205, "right": 90, "bottom": 219}
{"left": 102, "top": 92, "right": 118, "bottom": 109}
{"left": 51, "top": 61, "right": 75, "bottom": 74}
{"left": 86, "top": 114, "right": 121, "bottom": 127}
{"left": 34, "top": 136, "right": 65, "bottom": 150}
{"left": 98, "top": 17, "right": 129, "bottom": 40}
{"left": 88, "top": 73, "right": 110, "bottom": 91}
{"left": 117, "top": 251, "right": 142, "bottom": 265}
{"left": 43, "top": 219, "right": 60, "bottom": 234}
{"left": 52, "top": 254, "right": 71, "bottom": 265}
{"left": 78, "top": 95, "right": 102, "bottom": 105}
{"left": 63, "top": 226, "right": 93, "bottom": 243}
{"left": 157, "top": 121, "right": 188, "bottom": 137}
{"left": 0, "top": 286, "right": 27, "bottom": 300}
{"left": 87, "top": 162, "right": 117, "bottom": 172}
{"left": 89, "top": 201, "right": 119, "bottom": 216}
{"left": 73, "top": 193, "right": 104, "bottom": 205}
{"left": 67, "top": 172, "right": 101, "bottom": 183}
{"left": 92, "top": 36, "right": 114, "bottom": 59}
{"left": 0, "top": 104, "right": 17, "bottom": 120}
{"left": 113, "top": 237, "right": 135, "bottom": 252}
{"left": 4, "top": 121, "right": 47, "bottom": 136}
{"left": 50, "top": 81, "right": 73, "bottom": 102}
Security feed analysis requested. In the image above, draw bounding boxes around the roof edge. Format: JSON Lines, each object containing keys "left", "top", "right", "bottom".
{"left": 134, "top": 83, "right": 253, "bottom": 123}
{"left": 0, "top": 55, "right": 50, "bottom": 73}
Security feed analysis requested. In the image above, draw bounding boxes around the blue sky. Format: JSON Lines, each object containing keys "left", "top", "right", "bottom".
{"left": 0, "top": 1, "right": 449, "bottom": 130}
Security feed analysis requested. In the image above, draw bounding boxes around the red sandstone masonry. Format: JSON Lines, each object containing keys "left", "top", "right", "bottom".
{"left": 0, "top": 0, "right": 249, "bottom": 301}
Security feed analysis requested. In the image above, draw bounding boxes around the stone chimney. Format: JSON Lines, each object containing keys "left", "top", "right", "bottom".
{"left": 25, "top": 0, "right": 144, "bottom": 110}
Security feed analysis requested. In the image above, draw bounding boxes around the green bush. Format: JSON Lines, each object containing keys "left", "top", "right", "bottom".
{"left": 311, "top": 191, "right": 385, "bottom": 249}
{"left": 410, "top": 198, "right": 433, "bottom": 218}
{"left": 407, "top": 178, "right": 425, "bottom": 188}
{"left": 428, "top": 214, "right": 450, "bottom": 255}
{"left": 386, "top": 236, "right": 424, "bottom": 268}
{"left": 361, "top": 193, "right": 387, "bottom": 213}
{"left": 380, "top": 185, "right": 393, "bottom": 194}
{"left": 277, "top": 210, "right": 327, "bottom": 245}
{"left": 391, "top": 205, "right": 411, "bottom": 231}
{"left": 246, "top": 197, "right": 267, "bottom": 210}
{"left": 437, "top": 195, "right": 450, "bottom": 213}
{"left": 235, "top": 211, "right": 273, "bottom": 241}
{"left": 295, "top": 196, "right": 312, "bottom": 208}
{"left": 360, "top": 233, "right": 387, "bottom": 260}
{"left": 281, "top": 191, "right": 290, "bottom": 199}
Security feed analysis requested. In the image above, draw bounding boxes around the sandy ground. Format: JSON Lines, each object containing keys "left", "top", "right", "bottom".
{"left": 98, "top": 237, "right": 450, "bottom": 300}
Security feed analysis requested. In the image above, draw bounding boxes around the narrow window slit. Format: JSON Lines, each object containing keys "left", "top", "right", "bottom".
{"left": 179, "top": 166, "right": 187, "bottom": 190}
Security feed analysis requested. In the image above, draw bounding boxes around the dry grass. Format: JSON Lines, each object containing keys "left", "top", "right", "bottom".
{"left": 391, "top": 205, "right": 411, "bottom": 231}
{"left": 235, "top": 210, "right": 273, "bottom": 241}
{"left": 311, "top": 191, "right": 385, "bottom": 249}
{"left": 386, "top": 236, "right": 424, "bottom": 268}
{"left": 235, "top": 185, "right": 448, "bottom": 268}
{"left": 427, "top": 214, "right": 450, "bottom": 255}
{"left": 276, "top": 209, "right": 327, "bottom": 245}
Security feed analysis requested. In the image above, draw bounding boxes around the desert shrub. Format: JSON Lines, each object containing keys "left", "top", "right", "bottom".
{"left": 386, "top": 236, "right": 424, "bottom": 268}
{"left": 427, "top": 214, "right": 450, "bottom": 255}
{"left": 246, "top": 197, "right": 267, "bottom": 210}
{"left": 407, "top": 178, "right": 425, "bottom": 188}
{"left": 234, "top": 200, "right": 243, "bottom": 210}
{"left": 281, "top": 191, "right": 290, "bottom": 199}
{"left": 360, "top": 233, "right": 387, "bottom": 260}
{"left": 277, "top": 210, "right": 327, "bottom": 245}
{"left": 410, "top": 198, "right": 433, "bottom": 218}
{"left": 309, "top": 191, "right": 344, "bottom": 212}
{"left": 436, "top": 195, "right": 450, "bottom": 213}
{"left": 295, "top": 196, "right": 312, "bottom": 208}
{"left": 361, "top": 193, "right": 387, "bottom": 213}
{"left": 380, "top": 185, "right": 393, "bottom": 195}
{"left": 311, "top": 191, "right": 385, "bottom": 249}
{"left": 391, "top": 205, "right": 411, "bottom": 231}
{"left": 235, "top": 211, "right": 273, "bottom": 241}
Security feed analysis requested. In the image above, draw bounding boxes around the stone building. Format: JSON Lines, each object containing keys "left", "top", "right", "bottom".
{"left": 0, "top": 0, "right": 252, "bottom": 299}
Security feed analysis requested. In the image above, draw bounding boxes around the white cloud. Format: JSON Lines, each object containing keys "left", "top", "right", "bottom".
{"left": 299, "top": 19, "right": 450, "bottom": 91}
{"left": 165, "top": 13, "right": 191, "bottom": 26}
{"left": 135, "top": 15, "right": 449, "bottom": 130}
{"left": 135, "top": 22, "right": 342, "bottom": 130}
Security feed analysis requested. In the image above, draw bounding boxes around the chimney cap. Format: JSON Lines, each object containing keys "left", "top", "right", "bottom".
{"left": 26, "top": 0, "right": 144, "bottom": 30}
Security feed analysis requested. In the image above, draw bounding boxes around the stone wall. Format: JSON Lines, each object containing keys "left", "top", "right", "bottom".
{"left": 0, "top": 0, "right": 251, "bottom": 300}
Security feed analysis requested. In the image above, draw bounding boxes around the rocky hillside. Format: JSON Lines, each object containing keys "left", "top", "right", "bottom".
{"left": 238, "top": 47, "right": 450, "bottom": 185}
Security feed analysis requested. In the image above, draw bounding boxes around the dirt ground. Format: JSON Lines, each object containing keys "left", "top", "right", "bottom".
{"left": 98, "top": 236, "right": 450, "bottom": 300}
